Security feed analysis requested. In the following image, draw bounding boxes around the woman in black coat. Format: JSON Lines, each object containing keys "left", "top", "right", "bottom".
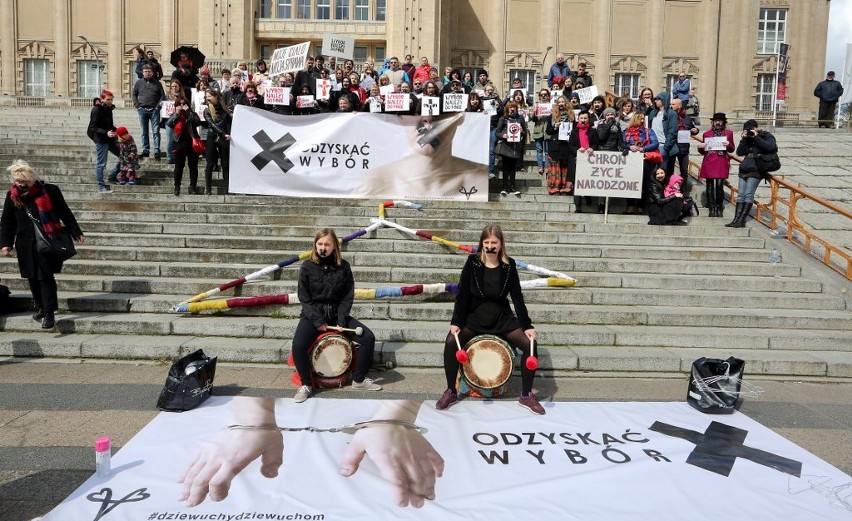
{"left": 0, "top": 160, "right": 84, "bottom": 328}
{"left": 494, "top": 101, "right": 528, "bottom": 196}
{"left": 290, "top": 228, "right": 382, "bottom": 404}
{"left": 567, "top": 110, "right": 600, "bottom": 212}
{"left": 166, "top": 96, "right": 202, "bottom": 195}
{"left": 646, "top": 166, "right": 685, "bottom": 225}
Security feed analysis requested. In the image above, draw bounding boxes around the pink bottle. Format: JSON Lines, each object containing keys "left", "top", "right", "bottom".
{"left": 95, "top": 437, "right": 111, "bottom": 477}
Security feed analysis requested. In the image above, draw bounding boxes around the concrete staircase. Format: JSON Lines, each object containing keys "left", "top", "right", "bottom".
{"left": 1, "top": 106, "right": 850, "bottom": 377}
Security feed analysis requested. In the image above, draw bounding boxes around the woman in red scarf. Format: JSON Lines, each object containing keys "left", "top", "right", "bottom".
{"left": 166, "top": 97, "right": 202, "bottom": 195}
{"left": 0, "top": 160, "right": 84, "bottom": 328}
{"left": 621, "top": 112, "right": 660, "bottom": 214}
{"left": 567, "top": 110, "right": 599, "bottom": 212}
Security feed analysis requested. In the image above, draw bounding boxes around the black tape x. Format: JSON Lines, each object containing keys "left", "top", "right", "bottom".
{"left": 251, "top": 130, "right": 296, "bottom": 172}
{"left": 650, "top": 420, "right": 802, "bottom": 477}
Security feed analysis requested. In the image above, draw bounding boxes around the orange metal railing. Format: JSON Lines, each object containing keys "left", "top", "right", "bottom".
{"left": 688, "top": 160, "right": 852, "bottom": 280}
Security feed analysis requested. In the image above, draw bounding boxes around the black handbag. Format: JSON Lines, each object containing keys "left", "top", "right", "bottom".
{"left": 756, "top": 152, "right": 781, "bottom": 172}
{"left": 26, "top": 210, "right": 76, "bottom": 261}
{"left": 686, "top": 356, "right": 745, "bottom": 414}
{"left": 156, "top": 349, "right": 218, "bottom": 412}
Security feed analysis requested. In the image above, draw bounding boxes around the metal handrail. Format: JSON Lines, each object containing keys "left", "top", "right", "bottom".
{"left": 688, "top": 160, "right": 852, "bottom": 280}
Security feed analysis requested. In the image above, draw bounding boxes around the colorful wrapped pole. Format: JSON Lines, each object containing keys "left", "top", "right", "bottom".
{"left": 378, "top": 200, "right": 423, "bottom": 219}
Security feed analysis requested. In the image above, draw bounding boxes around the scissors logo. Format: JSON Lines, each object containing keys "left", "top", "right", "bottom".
{"left": 459, "top": 186, "right": 478, "bottom": 200}
{"left": 86, "top": 487, "right": 150, "bottom": 521}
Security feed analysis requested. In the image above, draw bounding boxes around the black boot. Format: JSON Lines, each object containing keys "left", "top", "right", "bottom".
{"left": 716, "top": 180, "right": 726, "bottom": 218}
{"left": 574, "top": 196, "right": 583, "bottom": 213}
{"left": 41, "top": 312, "right": 55, "bottom": 329}
{"left": 706, "top": 181, "right": 717, "bottom": 217}
{"left": 725, "top": 203, "right": 745, "bottom": 227}
{"left": 32, "top": 309, "right": 45, "bottom": 321}
{"left": 732, "top": 202, "right": 753, "bottom": 228}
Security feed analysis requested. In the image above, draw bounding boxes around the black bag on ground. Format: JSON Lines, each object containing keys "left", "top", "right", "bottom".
{"left": 156, "top": 349, "right": 217, "bottom": 412}
{"left": 686, "top": 356, "right": 745, "bottom": 414}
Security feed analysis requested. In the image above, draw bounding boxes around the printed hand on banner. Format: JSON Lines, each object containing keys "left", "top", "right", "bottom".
{"left": 177, "top": 397, "right": 283, "bottom": 507}
{"left": 338, "top": 400, "right": 444, "bottom": 508}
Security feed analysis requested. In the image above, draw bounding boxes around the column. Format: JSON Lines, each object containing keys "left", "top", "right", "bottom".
{"left": 161, "top": 0, "right": 176, "bottom": 60}
{"left": 701, "top": 0, "right": 721, "bottom": 114}
{"left": 595, "top": 0, "right": 612, "bottom": 92}
{"left": 539, "top": 0, "right": 558, "bottom": 91}
{"left": 735, "top": 0, "right": 755, "bottom": 111}
{"left": 648, "top": 0, "right": 664, "bottom": 91}
{"left": 791, "top": 2, "right": 813, "bottom": 113}
{"left": 107, "top": 0, "right": 123, "bottom": 95}
{"left": 0, "top": 0, "right": 17, "bottom": 95}
{"left": 489, "top": 0, "right": 507, "bottom": 90}
{"left": 54, "top": 0, "right": 70, "bottom": 97}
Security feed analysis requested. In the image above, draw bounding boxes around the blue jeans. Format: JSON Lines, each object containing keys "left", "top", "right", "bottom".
{"left": 94, "top": 141, "right": 120, "bottom": 185}
{"left": 736, "top": 176, "right": 761, "bottom": 204}
{"left": 488, "top": 128, "right": 497, "bottom": 175}
{"left": 137, "top": 107, "right": 161, "bottom": 154}
{"left": 165, "top": 125, "right": 174, "bottom": 161}
{"left": 534, "top": 138, "right": 547, "bottom": 170}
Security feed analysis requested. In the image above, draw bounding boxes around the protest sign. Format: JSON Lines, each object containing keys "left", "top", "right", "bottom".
{"left": 316, "top": 79, "right": 332, "bottom": 100}
{"left": 160, "top": 100, "right": 175, "bottom": 120}
{"left": 268, "top": 42, "right": 310, "bottom": 77}
{"left": 379, "top": 84, "right": 396, "bottom": 96}
{"left": 421, "top": 96, "right": 440, "bottom": 116}
{"left": 264, "top": 87, "right": 289, "bottom": 106}
{"left": 296, "top": 95, "right": 315, "bottom": 108}
{"left": 559, "top": 121, "right": 572, "bottom": 140}
{"left": 575, "top": 85, "right": 599, "bottom": 104}
{"left": 482, "top": 99, "right": 498, "bottom": 116}
{"left": 443, "top": 93, "right": 468, "bottom": 112}
{"left": 535, "top": 103, "right": 552, "bottom": 117}
{"left": 322, "top": 33, "right": 355, "bottom": 60}
{"left": 705, "top": 136, "right": 729, "bottom": 151}
{"left": 384, "top": 93, "right": 410, "bottom": 112}
{"left": 677, "top": 130, "right": 692, "bottom": 144}
{"left": 506, "top": 121, "right": 523, "bottom": 142}
{"left": 369, "top": 97, "right": 383, "bottom": 113}
{"left": 575, "top": 151, "right": 644, "bottom": 198}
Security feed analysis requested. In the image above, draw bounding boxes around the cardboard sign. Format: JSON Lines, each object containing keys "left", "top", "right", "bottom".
{"left": 268, "top": 42, "right": 311, "bottom": 77}
{"left": 442, "top": 93, "right": 468, "bottom": 113}
{"left": 160, "top": 100, "right": 175, "bottom": 119}
{"left": 421, "top": 96, "right": 440, "bottom": 116}
{"left": 379, "top": 84, "right": 396, "bottom": 96}
{"left": 316, "top": 79, "right": 332, "bottom": 101}
{"left": 482, "top": 99, "right": 498, "bottom": 116}
{"left": 296, "top": 95, "right": 315, "bottom": 108}
{"left": 705, "top": 136, "right": 729, "bottom": 151}
{"left": 677, "top": 130, "right": 692, "bottom": 144}
{"left": 507, "top": 121, "right": 523, "bottom": 142}
{"left": 558, "top": 121, "right": 572, "bottom": 141}
{"left": 535, "top": 103, "right": 552, "bottom": 117}
{"left": 384, "top": 93, "right": 410, "bottom": 112}
{"left": 575, "top": 85, "right": 599, "bottom": 104}
{"left": 321, "top": 33, "right": 355, "bottom": 60}
{"left": 369, "top": 97, "right": 383, "bottom": 113}
{"left": 574, "top": 151, "right": 644, "bottom": 198}
{"left": 264, "top": 87, "right": 290, "bottom": 106}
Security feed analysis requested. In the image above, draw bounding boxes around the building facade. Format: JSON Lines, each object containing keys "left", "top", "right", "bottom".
{"left": 0, "top": 0, "right": 830, "bottom": 122}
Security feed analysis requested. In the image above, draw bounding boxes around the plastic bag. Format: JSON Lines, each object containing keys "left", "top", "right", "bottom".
{"left": 156, "top": 349, "right": 217, "bottom": 412}
{"left": 686, "top": 356, "right": 744, "bottom": 414}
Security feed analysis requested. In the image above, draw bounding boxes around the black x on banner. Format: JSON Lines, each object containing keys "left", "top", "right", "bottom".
{"left": 251, "top": 130, "right": 296, "bottom": 172}
{"left": 650, "top": 420, "right": 803, "bottom": 477}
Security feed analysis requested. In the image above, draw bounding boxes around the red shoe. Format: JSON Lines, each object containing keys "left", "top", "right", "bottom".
{"left": 436, "top": 389, "right": 458, "bottom": 410}
{"left": 519, "top": 393, "right": 545, "bottom": 415}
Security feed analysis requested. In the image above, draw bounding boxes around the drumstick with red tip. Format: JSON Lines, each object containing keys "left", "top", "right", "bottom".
{"left": 328, "top": 325, "right": 364, "bottom": 336}
{"left": 526, "top": 338, "right": 539, "bottom": 370}
{"left": 453, "top": 331, "right": 469, "bottom": 364}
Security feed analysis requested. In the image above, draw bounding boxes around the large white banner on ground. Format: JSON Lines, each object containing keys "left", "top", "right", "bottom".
{"left": 230, "top": 106, "right": 489, "bottom": 201}
{"left": 574, "top": 151, "right": 644, "bottom": 198}
{"left": 43, "top": 398, "right": 851, "bottom": 521}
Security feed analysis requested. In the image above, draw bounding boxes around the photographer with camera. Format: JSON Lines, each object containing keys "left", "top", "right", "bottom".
{"left": 726, "top": 119, "right": 777, "bottom": 228}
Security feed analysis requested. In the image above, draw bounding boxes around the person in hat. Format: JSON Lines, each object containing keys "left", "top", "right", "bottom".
{"left": 727, "top": 120, "right": 777, "bottom": 228}
{"left": 115, "top": 127, "right": 140, "bottom": 185}
{"left": 814, "top": 71, "right": 844, "bottom": 128}
{"left": 697, "top": 113, "right": 735, "bottom": 218}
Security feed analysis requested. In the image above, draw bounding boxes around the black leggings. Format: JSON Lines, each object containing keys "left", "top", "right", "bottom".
{"left": 443, "top": 326, "right": 536, "bottom": 394}
{"left": 204, "top": 140, "right": 229, "bottom": 190}
{"left": 173, "top": 150, "right": 199, "bottom": 189}
{"left": 501, "top": 156, "right": 519, "bottom": 192}
{"left": 291, "top": 316, "right": 375, "bottom": 384}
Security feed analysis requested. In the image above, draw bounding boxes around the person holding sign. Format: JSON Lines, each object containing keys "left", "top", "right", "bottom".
{"left": 568, "top": 110, "right": 600, "bottom": 212}
{"left": 291, "top": 228, "right": 383, "bottom": 404}
{"left": 544, "top": 96, "right": 577, "bottom": 195}
{"left": 697, "top": 113, "right": 735, "bottom": 218}
{"left": 435, "top": 224, "right": 543, "bottom": 415}
{"left": 670, "top": 98, "right": 700, "bottom": 191}
{"left": 237, "top": 82, "right": 266, "bottom": 111}
{"left": 361, "top": 84, "right": 385, "bottom": 113}
{"left": 531, "top": 90, "right": 552, "bottom": 175}
{"left": 621, "top": 112, "right": 660, "bottom": 214}
{"left": 495, "top": 102, "right": 528, "bottom": 196}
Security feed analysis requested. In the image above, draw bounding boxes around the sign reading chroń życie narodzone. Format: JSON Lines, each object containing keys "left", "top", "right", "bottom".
{"left": 43, "top": 397, "right": 852, "bottom": 521}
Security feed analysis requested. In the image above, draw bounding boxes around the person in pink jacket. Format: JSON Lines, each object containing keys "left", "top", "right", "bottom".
{"left": 697, "top": 112, "right": 735, "bottom": 218}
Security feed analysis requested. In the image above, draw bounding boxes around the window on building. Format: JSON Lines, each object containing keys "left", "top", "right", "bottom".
{"left": 77, "top": 60, "right": 101, "bottom": 98}
{"left": 614, "top": 73, "right": 641, "bottom": 100}
{"left": 335, "top": 0, "right": 349, "bottom": 19}
{"left": 314, "top": 45, "right": 323, "bottom": 58}
{"left": 374, "top": 46, "right": 385, "bottom": 63}
{"left": 508, "top": 69, "right": 536, "bottom": 95}
{"left": 376, "top": 0, "right": 386, "bottom": 20}
{"left": 755, "top": 74, "right": 776, "bottom": 111}
{"left": 260, "top": 45, "right": 271, "bottom": 60}
{"left": 665, "top": 74, "right": 690, "bottom": 97}
{"left": 316, "top": 0, "right": 330, "bottom": 19}
{"left": 355, "top": 0, "right": 369, "bottom": 20}
{"left": 757, "top": 8, "right": 787, "bottom": 55}
{"left": 297, "top": 0, "right": 310, "bottom": 19}
{"left": 353, "top": 46, "right": 368, "bottom": 63}
{"left": 259, "top": 0, "right": 272, "bottom": 18}
{"left": 25, "top": 59, "right": 50, "bottom": 97}
{"left": 277, "top": 0, "right": 292, "bottom": 18}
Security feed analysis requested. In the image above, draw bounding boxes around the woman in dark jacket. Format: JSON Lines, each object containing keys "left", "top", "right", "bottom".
{"left": 544, "top": 95, "right": 575, "bottom": 195}
{"left": 0, "top": 160, "right": 84, "bottom": 328}
{"left": 646, "top": 166, "right": 685, "bottom": 225}
{"left": 495, "top": 101, "right": 528, "bottom": 196}
{"left": 727, "top": 120, "right": 778, "bottom": 228}
{"left": 435, "top": 224, "right": 543, "bottom": 415}
{"left": 237, "top": 82, "right": 266, "bottom": 111}
{"left": 290, "top": 228, "right": 382, "bottom": 404}
{"left": 201, "top": 89, "right": 232, "bottom": 195}
{"left": 567, "top": 110, "right": 600, "bottom": 212}
{"left": 166, "top": 97, "right": 202, "bottom": 195}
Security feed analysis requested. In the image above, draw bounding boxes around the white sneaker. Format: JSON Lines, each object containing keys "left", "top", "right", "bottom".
{"left": 294, "top": 385, "right": 312, "bottom": 403}
{"left": 512, "top": 189, "right": 521, "bottom": 196}
{"left": 351, "top": 377, "right": 382, "bottom": 391}
{"left": 500, "top": 190, "right": 508, "bottom": 196}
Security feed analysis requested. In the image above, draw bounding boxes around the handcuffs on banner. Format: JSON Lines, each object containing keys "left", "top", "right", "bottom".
{"left": 227, "top": 419, "right": 426, "bottom": 435}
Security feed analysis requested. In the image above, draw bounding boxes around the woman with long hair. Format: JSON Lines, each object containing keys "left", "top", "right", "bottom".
{"left": 164, "top": 80, "right": 186, "bottom": 164}
{"left": 1, "top": 160, "right": 84, "bottom": 329}
{"left": 166, "top": 96, "right": 202, "bottom": 195}
{"left": 621, "top": 111, "right": 660, "bottom": 214}
{"left": 435, "top": 224, "right": 543, "bottom": 415}
{"left": 202, "top": 89, "right": 232, "bottom": 195}
{"left": 544, "top": 95, "right": 576, "bottom": 194}
{"left": 495, "top": 101, "right": 528, "bottom": 196}
{"left": 290, "top": 228, "right": 383, "bottom": 403}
